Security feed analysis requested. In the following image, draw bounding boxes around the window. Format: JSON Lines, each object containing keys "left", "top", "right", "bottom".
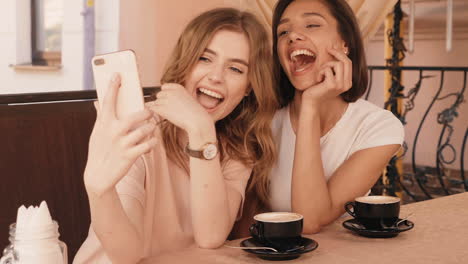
{"left": 31, "top": 0, "right": 63, "bottom": 66}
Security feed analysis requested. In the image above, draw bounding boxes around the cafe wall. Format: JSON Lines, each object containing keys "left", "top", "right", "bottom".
{"left": 0, "top": 0, "right": 119, "bottom": 94}
{"left": 119, "top": 0, "right": 258, "bottom": 87}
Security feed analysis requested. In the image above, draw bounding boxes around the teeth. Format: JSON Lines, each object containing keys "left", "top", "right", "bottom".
{"left": 290, "top": 49, "right": 316, "bottom": 61}
{"left": 198, "top": 88, "right": 223, "bottom": 99}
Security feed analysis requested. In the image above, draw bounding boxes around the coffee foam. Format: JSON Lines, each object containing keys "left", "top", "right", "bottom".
{"left": 356, "top": 195, "right": 400, "bottom": 204}
{"left": 254, "top": 212, "right": 303, "bottom": 223}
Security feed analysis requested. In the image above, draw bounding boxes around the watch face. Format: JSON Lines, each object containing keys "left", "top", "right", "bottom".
{"left": 203, "top": 144, "right": 218, "bottom": 160}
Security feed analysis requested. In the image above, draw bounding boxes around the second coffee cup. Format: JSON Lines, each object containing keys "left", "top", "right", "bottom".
{"left": 249, "top": 212, "right": 303, "bottom": 252}
{"left": 345, "top": 195, "right": 400, "bottom": 230}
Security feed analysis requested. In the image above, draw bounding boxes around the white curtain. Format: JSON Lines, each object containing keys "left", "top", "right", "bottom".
{"left": 237, "top": 0, "right": 398, "bottom": 43}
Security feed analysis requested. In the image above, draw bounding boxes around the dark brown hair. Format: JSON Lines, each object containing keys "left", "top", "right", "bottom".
{"left": 272, "top": 0, "right": 368, "bottom": 107}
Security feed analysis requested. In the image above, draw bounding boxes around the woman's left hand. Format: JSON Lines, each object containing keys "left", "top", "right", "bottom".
{"left": 151, "top": 83, "right": 214, "bottom": 133}
{"left": 302, "top": 45, "right": 353, "bottom": 105}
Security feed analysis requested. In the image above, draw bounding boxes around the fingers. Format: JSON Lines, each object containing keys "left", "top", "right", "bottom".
{"left": 327, "top": 46, "right": 349, "bottom": 62}
{"left": 120, "top": 108, "right": 153, "bottom": 133}
{"left": 161, "top": 83, "right": 184, "bottom": 91}
{"left": 315, "top": 67, "right": 325, "bottom": 83}
{"left": 120, "top": 113, "right": 158, "bottom": 159}
{"left": 316, "top": 45, "right": 352, "bottom": 93}
{"left": 156, "top": 83, "right": 185, "bottom": 100}
{"left": 344, "top": 59, "right": 352, "bottom": 88}
{"left": 102, "top": 73, "right": 121, "bottom": 119}
{"left": 152, "top": 83, "right": 187, "bottom": 120}
{"left": 128, "top": 137, "right": 158, "bottom": 157}
{"left": 322, "top": 61, "right": 343, "bottom": 87}
{"left": 315, "top": 66, "right": 337, "bottom": 94}
{"left": 328, "top": 46, "right": 352, "bottom": 88}
{"left": 149, "top": 101, "right": 170, "bottom": 125}
{"left": 322, "top": 67, "right": 335, "bottom": 88}
{"left": 123, "top": 122, "right": 156, "bottom": 147}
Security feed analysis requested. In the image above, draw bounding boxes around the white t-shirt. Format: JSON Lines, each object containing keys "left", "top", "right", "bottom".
{"left": 269, "top": 99, "right": 404, "bottom": 212}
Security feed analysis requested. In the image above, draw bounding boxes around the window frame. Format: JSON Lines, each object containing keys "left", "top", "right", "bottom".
{"left": 31, "top": 0, "right": 62, "bottom": 66}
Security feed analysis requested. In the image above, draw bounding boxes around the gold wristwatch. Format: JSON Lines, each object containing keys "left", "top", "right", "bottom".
{"left": 185, "top": 142, "right": 218, "bottom": 160}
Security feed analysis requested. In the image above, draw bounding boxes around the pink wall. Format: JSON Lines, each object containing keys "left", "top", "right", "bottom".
{"left": 119, "top": 0, "right": 158, "bottom": 87}
{"left": 119, "top": 0, "right": 251, "bottom": 87}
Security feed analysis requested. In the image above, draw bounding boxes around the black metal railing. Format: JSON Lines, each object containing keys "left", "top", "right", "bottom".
{"left": 368, "top": 66, "right": 468, "bottom": 202}
{"left": 368, "top": 0, "right": 467, "bottom": 202}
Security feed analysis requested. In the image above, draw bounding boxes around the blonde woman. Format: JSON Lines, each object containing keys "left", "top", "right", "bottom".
{"left": 74, "top": 8, "right": 278, "bottom": 263}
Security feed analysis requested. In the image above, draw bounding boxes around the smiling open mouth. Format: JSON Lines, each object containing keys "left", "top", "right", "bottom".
{"left": 197, "top": 87, "right": 224, "bottom": 109}
{"left": 290, "top": 49, "right": 316, "bottom": 73}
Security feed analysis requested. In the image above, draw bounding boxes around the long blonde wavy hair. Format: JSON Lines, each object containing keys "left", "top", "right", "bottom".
{"left": 159, "top": 8, "right": 278, "bottom": 209}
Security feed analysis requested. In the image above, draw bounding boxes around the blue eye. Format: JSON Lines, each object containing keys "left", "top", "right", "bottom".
{"left": 278, "top": 30, "right": 289, "bottom": 37}
{"left": 230, "top": 67, "right": 243, "bottom": 74}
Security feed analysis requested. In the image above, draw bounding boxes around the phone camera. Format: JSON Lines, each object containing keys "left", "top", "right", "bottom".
{"left": 94, "top": 58, "right": 105, "bottom": 66}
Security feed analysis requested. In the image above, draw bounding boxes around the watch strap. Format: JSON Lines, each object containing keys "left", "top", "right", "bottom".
{"left": 185, "top": 144, "right": 205, "bottom": 159}
{"left": 185, "top": 142, "right": 218, "bottom": 160}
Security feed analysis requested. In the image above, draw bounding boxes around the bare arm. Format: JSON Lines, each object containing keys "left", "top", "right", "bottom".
{"left": 188, "top": 124, "right": 246, "bottom": 248}
{"left": 84, "top": 74, "right": 156, "bottom": 263}
{"left": 291, "top": 46, "right": 401, "bottom": 233}
{"left": 151, "top": 83, "right": 248, "bottom": 248}
{"left": 86, "top": 188, "right": 145, "bottom": 263}
{"left": 292, "top": 106, "right": 400, "bottom": 233}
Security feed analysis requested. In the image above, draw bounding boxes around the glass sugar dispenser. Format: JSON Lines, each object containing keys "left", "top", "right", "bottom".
{"left": 0, "top": 201, "right": 67, "bottom": 264}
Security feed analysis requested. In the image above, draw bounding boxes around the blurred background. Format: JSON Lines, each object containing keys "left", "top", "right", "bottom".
{"left": 0, "top": 0, "right": 466, "bottom": 93}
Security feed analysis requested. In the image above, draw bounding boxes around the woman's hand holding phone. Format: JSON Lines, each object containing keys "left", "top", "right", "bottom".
{"left": 84, "top": 74, "right": 157, "bottom": 196}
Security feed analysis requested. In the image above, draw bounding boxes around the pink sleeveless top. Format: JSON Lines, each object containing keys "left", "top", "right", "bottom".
{"left": 74, "top": 115, "right": 251, "bottom": 263}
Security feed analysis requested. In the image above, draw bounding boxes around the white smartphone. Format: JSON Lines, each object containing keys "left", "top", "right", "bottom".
{"left": 92, "top": 50, "right": 144, "bottom": 118}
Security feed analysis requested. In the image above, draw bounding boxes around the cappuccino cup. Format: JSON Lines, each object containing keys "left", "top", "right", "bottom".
{"left": 249, "top": 212, "right": 303, "bottom": 252}
{"left": 345, "top": 195, "right": 400, "bottom": 230}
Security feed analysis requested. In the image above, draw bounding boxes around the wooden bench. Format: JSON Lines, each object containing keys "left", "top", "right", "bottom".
{"left": 0, "top": 88, "right": 156, "bottom": 262}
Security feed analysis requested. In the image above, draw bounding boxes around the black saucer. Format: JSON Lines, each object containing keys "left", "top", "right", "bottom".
{"left": 240, "top": 237, "right": 318, "bottom": 261}
{"left": 342, "top": 218, "right": 414, "bottom": 238}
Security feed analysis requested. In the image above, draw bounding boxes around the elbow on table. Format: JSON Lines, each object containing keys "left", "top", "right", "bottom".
{"left": 302, "top": 222, "right": 322, "bottom": 234}
{"left": 195, "top": 234, "right": 226, "bottom": 249}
